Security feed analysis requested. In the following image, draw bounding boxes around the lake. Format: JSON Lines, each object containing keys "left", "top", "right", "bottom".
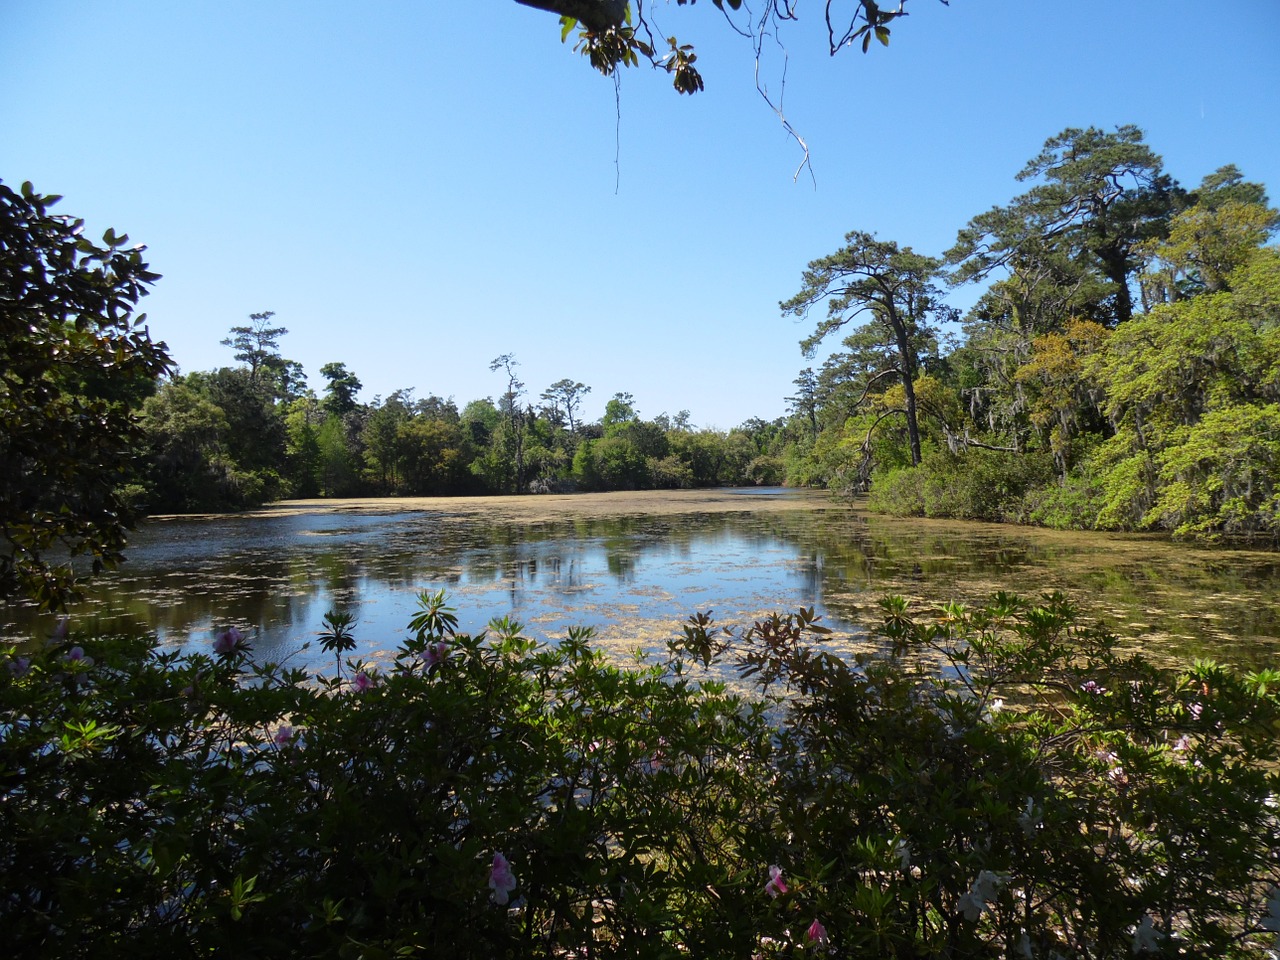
{"left": 4, "top": 488, "right": 1278, "bottom": 669}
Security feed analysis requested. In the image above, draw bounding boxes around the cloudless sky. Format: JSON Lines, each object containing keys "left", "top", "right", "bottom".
{"left": 4, "top": 1, "right": 1278, "bottom": 428}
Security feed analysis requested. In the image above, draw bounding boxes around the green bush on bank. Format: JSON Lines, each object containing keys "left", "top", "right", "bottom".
{"left": 4, "top": 592, "right": 1280, "bottom": 958}
{"left": 868, "top": 448, "right": 1058, "bottom": 524}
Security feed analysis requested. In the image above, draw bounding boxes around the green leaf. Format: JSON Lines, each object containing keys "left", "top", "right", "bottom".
{"left": 559, "top": 16, "right": 577, "bottom": 42}
{"left": 875, "top": 26, "right": 891, "bottom": 46}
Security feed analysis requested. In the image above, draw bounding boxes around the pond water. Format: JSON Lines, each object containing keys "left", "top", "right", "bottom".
{"left": 5, "top": 489, "right": 1278, "bottom": 670}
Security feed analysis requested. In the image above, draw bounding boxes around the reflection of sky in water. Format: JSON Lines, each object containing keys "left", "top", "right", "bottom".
{"left": 2, "top": 510, "right": 836, "bottom": 671}
{"left": 4, "top": 500, "right": 1278, "bottom": 670}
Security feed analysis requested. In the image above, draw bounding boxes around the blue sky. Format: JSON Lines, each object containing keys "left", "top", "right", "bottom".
{"left": 4, "top": 1, "right": 1278, "bottom": 428}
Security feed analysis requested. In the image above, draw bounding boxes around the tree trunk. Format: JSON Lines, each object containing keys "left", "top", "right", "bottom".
{"left": 1099, "top": 245, "right": 1134, "bottom": 324}
{"left": 888, "top": 313, "right": 923, "bottom": 466}
{"left": 901, "top": 372, "right": 923, "bottom": 467}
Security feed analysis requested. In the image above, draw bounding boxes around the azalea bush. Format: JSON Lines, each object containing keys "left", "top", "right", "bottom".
{"left": 690, "top": 594, "right": 1280, "bottom": 958}
{"left": 4, "top": 591, "right": 1280, "bottom": 958}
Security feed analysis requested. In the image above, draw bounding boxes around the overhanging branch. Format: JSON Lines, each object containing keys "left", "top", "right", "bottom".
{"left": 513, "top": 0, "right": 628, "bottom": 32}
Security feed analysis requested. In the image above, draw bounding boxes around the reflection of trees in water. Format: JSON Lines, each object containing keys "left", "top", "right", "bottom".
{"left": 2, "top": 505, "right": 1277, "bottom": 669}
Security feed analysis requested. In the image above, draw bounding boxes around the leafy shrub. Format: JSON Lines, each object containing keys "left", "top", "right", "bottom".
{"left": 692, "top": 595, "right": 1280, "bottom": 958}
{"left": 647, "top": 454, "right": 694, "bottom": 489}
{"left": 869, "top": 448, "right": 1056, "bottom": 523}
{"left": 744, "top": 455, "right": 786, "bottom": 487}
{"left": 4, "top": 592, "right": 1280, "bottom": 957}
{"left": 865, "top": 461, "right": 929, "bottom": 515}
{"left": 1025, "top": 463, "right": 1108, "bottom": 530}
{"left": 2, "top": 594, "right": 772, "bottom": 959}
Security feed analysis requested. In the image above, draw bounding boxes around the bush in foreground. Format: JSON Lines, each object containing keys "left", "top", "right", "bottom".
{"left": 3, "top": 592, "right": 1280, "bottom": 958}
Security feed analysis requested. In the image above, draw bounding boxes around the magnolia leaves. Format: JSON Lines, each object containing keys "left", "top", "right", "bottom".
{"left": 555, "top": 0, "right": 915, "bottom": 93}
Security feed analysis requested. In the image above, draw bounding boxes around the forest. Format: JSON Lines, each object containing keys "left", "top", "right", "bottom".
{"left": 124, "top": 126, "right": 1280, "bottom": 543}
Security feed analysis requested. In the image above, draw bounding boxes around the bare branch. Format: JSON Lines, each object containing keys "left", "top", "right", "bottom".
{"left": 852, "top": 367, "right": 902, "bottom": 409}
{"left": 752, "top": 4, "right": 814, "bottom": 184}
{"left": 858, "top": 406, "right": 908, "bottom": 479}
{"left": 942, "top": 424, "right": 1021, "bottom": 454}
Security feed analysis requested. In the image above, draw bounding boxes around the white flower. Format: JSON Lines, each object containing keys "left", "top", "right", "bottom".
{"left": 1131, "top": 914, "right": 1162, "bottom": 953}
{"left": 1017, "top": 798, "right": 1041, "bottom": 836}
{"left": 958, "top": 870, "right": 1005, "bottom": 921}
{"left": 957, "top": 889, "right": 985, "bottom": 922}
{"left": 892, "top": 838, "right": 911, "bottom": 870}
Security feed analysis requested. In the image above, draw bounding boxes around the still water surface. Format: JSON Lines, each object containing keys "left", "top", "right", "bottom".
{"left": 6, "top": 489, "right": 1278, "bottom": 669}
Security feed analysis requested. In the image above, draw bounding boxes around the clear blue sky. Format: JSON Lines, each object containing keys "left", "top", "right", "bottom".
{"left": 4, "top": 1, "right": 1278, "bottom": 428}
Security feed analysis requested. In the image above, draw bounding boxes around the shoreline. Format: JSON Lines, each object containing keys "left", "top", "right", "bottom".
{"left": 144, "top": 487, "right": 847, "bottom": 525}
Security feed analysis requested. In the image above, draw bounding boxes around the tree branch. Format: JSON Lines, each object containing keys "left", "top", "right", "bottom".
{"left": 856, "top": 406, "right": 907, "bottom": 484}
{"left": 942, "top": 424, "right": 1021, "bottom": 454}
{"left": 852, "top": 367, "right": 902, "bottom": 410}
{"left": 513, "top": 0, "right": 628, "bottom": 32}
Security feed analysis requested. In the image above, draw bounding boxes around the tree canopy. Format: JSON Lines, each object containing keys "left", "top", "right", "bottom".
{"left": 0, "top": 180, "right": 172, "bottom": 608}
{"left": 784, "top": 127, "right": 1280, "bottom": 541}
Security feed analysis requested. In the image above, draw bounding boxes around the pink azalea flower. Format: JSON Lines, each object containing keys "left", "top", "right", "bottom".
{"left": 51, "top": 617, "right": 70, "bottom": 642}
{"left": 1080, "top": 680, "right": 1105, "bottom": 695}
{"left": 1172, "top": 734, "right": 1191, "bottom": 752}
{"left": 764, "top": 864, "right": 788, "bottom": 898}
{"left": 353, "top": 671, "right": 375, "bottom": 693}
{"left": 1188, "top": 701, "right": 1203, "bottom": 720}
{"left": 806, "top": 918, "right": 828, "bottom": 944}
{"left": 488, "top": 852, "right": 518, "bottom": 905}
{"left": 6, "top": 657, "right": 30, "bottom": 678}
{"left": 213, "top": 627, "right": 244, "bottom": 656}
{"left": 273, "top": 724, "right": 295, "bottom": 745}
{"left": 423, "top": 641, "right": 448, "bottom": 669}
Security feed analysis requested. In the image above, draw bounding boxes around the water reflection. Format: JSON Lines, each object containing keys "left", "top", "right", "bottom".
{"left": 3, "top": 498, "right": 1277, "bottom": 670}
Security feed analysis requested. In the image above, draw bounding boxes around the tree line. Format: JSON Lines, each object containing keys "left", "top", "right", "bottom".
{"left": 782, "top": 125, "right": 1280, "bottom": 542}
{"left": 135, "top": 329, "right": 797, "bottom": 512}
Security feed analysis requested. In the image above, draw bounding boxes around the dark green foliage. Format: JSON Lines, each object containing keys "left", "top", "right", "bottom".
{"left": 1, "top": 595, "right": 772, "bottom": 958}
{"left": 4, "top": 593, "right": 1279, "bottom": 956}
{"left": 221, "top": 312, "right": 293, "bottom": 390}
{"left": 948, "top": 126, "right": 1177, "bottom": 327}
{"left": 0, "top": 180, "right": 172, "bottom": 608}
{"left": 319, "top": 361, "right": 362, "bottom": 416}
